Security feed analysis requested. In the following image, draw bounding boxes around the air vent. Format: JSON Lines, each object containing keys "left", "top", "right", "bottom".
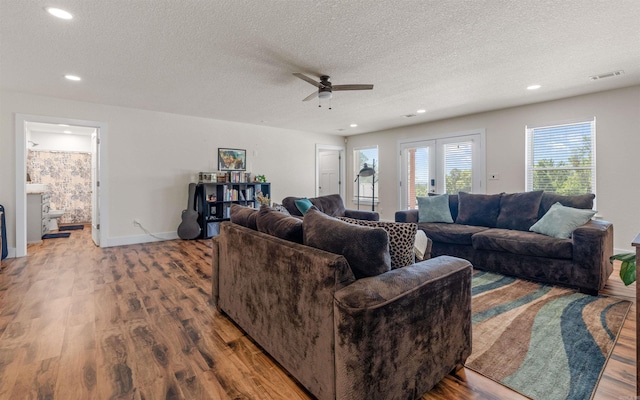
{"left": 402, "top": 114, "right": 417, "bottom": 118}
{"left": 589, "top": 70, "right": 624, "bottom": 81}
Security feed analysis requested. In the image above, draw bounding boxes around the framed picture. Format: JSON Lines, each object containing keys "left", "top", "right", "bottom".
{"left": 218, "top": 148, "right": 246, "bottom": 171}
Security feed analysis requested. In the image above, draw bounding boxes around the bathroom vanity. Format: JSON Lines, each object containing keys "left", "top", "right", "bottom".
{"left": 27, "top": 191, "right": 51, "bottom": 243}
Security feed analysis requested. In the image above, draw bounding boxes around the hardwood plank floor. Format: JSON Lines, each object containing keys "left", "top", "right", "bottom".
{"left": 0, "top": 227, "right": 635, "bottom": 399}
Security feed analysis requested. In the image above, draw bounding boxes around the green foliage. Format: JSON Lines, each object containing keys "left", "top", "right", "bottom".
{"left": 610, "top": 253, "right": 636, "bottom": 286}
{"left": 445, "top": 168, "right": 471, "bottom": 194}
{"left": 532, "top": 136, "right": 592, "bottom": 195}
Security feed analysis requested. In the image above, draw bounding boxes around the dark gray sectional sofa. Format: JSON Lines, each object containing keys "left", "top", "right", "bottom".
{"left": 395, "top": 191, "right": 613, "bottom": 295}
{"left": 214, "top": 205, "right": 473, "bottom": 400}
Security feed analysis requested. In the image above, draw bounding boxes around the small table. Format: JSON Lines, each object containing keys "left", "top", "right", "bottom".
{"left": 633, "top": 233, "right": 640, "bottom": 396}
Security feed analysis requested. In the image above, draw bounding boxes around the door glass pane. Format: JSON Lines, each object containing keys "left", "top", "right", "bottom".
{"left": 405, "top": 146, "right": 431, "bottom": 209}
{"left": 444, "top": 141, "right": 472, "bottom": 194}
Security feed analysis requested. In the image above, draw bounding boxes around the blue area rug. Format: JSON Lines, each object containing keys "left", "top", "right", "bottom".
{"left": 467, "top": 270, "right": 631, "bottom": 400}
{"left": 59, "top": 225, "right": 84, "bottom": 231}
{"left": 42, "top": 232, "right": 71, "bottom": 239}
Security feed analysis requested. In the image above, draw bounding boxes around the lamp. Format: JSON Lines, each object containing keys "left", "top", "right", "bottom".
{"left": 318, "top": 89, "right": 332, "bottom": 99}
{"left": 356, "top": 160, "right": 376, "bottom": 211}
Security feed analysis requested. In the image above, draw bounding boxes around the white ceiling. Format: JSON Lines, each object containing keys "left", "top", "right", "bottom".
{"left": 2, "top": 1, "right": 639, "bottom": 135}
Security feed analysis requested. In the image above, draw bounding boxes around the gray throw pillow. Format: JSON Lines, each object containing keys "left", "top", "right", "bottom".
{"left": 339, "top": 217, "right": 417, "bottom": 269}
{"left": 417, "top": 195, "right": 454, "bottom": 223}
{"left": 539, "top": 192, "right": 595, "bottom": 218}
{"left": 496, "top": 191, "right": 544, "bottom": 231}
{"left": 304, "top": 208, "right": 390, "bottom": 279}
{"left": 256, "top": 205, "right": 303, "bottom": 243}
{"left": 456, "top": 192, "right": 502, "bottom": 227}
{"left": 230, "top": 204, "right": 258, "bottom": 230}
{"left": 529, "top": 202, "right": 596, "bottom": 238}
{"left": 428, "top": 193, "right": 459, "bottom": 221}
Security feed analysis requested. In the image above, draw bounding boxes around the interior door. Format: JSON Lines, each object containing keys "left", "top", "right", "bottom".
{"left": 318, "top": 149, "right": 340, "bottom": 196}
{"left": 91, "top": 130, "right": 100, "bottom": 246}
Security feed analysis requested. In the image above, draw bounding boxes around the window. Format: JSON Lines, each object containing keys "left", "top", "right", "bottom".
{"left": 353, "top": 146, "right": 378, "bottom": 206}
{"left": 443, "top": 140, "right": 473, "bottom": 195}
{"left": 526, "top": 119, "right": 596, "bottom": 195}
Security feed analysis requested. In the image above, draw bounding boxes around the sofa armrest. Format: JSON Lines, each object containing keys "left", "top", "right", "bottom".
{"left": 333, "top": 256, "right": 472, "bottom": 400}
{"left": 395, "top": 209, "right": 419, "bottom": 223}
{"left": 572, "top": 219, "right": 614, "bottom": 291}
{"left": 343, "top": 209, "right": 380, "bottom": 221}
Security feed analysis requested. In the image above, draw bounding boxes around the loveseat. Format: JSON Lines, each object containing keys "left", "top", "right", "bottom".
{"left": 395, "top": 191, "right": 613, "bottom": 295}
{"left": 282, "top": 193, "right": 379, "bottom": 221}
{"left": 212, "top": 205, "right": 472, "bottom": 400}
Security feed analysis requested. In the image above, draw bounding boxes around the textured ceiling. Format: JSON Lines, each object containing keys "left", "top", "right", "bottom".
{"left": 1, "top": 0, "right": 639, "bottom": 135}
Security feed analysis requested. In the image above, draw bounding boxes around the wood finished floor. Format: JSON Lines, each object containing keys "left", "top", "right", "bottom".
{"left": 0, "top": 227, "right": 635, "bottom": 399}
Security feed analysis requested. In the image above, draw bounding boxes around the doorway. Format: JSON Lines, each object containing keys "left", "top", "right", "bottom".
{"left": 15, "top": 114, "right": 108, "bottom": 257}
{"left": 399, "top": 131, "right": 486, "bottom": 210}
{"left": 315, "top": 144, "right": 345, "bottom": 198}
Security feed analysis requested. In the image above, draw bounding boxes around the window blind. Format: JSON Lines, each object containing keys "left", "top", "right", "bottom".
{"left": 525, "top": 120, "right": 596, "bottom": 196}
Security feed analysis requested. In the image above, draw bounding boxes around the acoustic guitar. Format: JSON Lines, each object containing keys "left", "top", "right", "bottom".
{"left": 177, "top": 183, "right": 201, "bottom": 240}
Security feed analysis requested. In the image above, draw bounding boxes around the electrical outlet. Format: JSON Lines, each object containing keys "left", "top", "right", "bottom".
{"left": 489, "top": 173, "right": 500, "bottom": 180}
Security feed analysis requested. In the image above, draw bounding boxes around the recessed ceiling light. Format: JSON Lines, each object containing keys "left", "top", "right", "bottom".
{"left": 65, "top": 74, "right": 81, "bottom": 81}
{"left": 350, "top": 124, "right": 358, "bottom": 128}
{"left": 527, "top": 84, "right": 541, "bottom": 90}
{"left": 58, "top": 124, "right": 70, "bottom": 127}
{"left": 46, "top": 7, "right": 73, "bottom": 20}
{"left": 417, "top": 109, "right": 426, "bottom": 114}
{"left": 63, "top": 130, "right": 72, "bottom": 134}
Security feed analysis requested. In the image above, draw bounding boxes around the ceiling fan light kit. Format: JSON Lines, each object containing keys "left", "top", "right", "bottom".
{"left": 293, "top": 73, "right": 373, "bottom": 107}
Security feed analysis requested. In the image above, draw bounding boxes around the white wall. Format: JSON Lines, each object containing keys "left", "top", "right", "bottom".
{"left": 0, "top": 90, "right": 342, "bottom": 251}
{"left": 29, "top": 131, "right": 92, "bottom": 152}
{"left": 346, "top": 85, "right": 640, "bottom": 252}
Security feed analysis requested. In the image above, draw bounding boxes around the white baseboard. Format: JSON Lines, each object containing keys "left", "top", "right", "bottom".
{"left": 103, "top": 231, "right": 179, "bottom": 247}
{"left": 613, "top": 247, "right": 634, "bottom": 255}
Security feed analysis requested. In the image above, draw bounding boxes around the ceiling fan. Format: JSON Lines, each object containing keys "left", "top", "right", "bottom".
{"left": 293, "top": 73, "right": 374, "bottom": 102}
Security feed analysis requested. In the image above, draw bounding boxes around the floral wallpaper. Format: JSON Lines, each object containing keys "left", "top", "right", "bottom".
{"left": 27, "top": 150, "right": 92, "bottom": 224}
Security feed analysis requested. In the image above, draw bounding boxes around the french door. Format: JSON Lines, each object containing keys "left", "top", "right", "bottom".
{"left": 400, "top": 133, "right": 484, "bottom": 210}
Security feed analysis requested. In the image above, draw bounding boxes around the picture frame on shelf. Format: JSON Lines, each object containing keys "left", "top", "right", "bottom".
{"left": 218, "top": 148, "right": 246, "bottom": 171}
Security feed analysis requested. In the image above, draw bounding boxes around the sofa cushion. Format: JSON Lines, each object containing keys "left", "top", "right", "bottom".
{"left": 256, "top": 205, "right": 304, "bottom": 243}
{"left": 455, "top": 192, "right": 502, "bottom": 227}
{"left": 472, "top": 228, "right": 573, "bottom": 259}
{"left": 418, "top": 222, "right": 489, "bottom": 245}
{"left": 530, "top": 202, "right": 596, "bottom": 239}
{"left": 304, "top": 208, "right": 390, "bottom": 279}
{"left": 429, "top": 193, "right": 459, "bottom": 221}
{"left": 539, "top": 192, "right": 595, "bottom": 218}
{"left": 295, "top": 198, "right": 314, "bottom": 215}
{"left": 496, "top": 190, "right": 544, "bottom": 231}
{"left": 283, "top": 194, "right": 347, "bottom": 218}
{"left": 339, "top": 217, "right": 417, "bottom": 269}
{"left": 417, "top": 194, "right": 454, "bottom": 223}
{"left": 230, "top": 204, "right": 258, "bottom": 230}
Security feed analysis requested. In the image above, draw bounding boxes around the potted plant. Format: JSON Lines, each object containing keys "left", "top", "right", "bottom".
{"left": 610, "top": 253, "right": 636, "bottom": 286}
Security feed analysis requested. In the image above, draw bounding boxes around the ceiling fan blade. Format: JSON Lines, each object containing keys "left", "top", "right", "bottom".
{"left": 293, "top": 73, "right": 321, "bottom": 88}
{"left": 302, "top": 91, "right": 318, "bottom": 101}
{"left": 332, "top": 84, "right": 374, "bottom": 91}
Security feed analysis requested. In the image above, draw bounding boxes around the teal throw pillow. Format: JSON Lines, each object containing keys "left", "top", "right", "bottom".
{"left": 529, "top": 202, "right": 596, "bottom": 239}
{"left": 294, "top": 198, "right": 314, "bottom": 215}
{"left": 417, "top": 195, "right": 454, "bottom": 223}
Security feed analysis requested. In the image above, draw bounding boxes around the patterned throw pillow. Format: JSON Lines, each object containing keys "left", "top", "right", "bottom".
{"left": 271, "top": 203, "right": 291, "bottom": 216}
{"left": 339, "top": 217, "right": 418, "bottom": 269}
